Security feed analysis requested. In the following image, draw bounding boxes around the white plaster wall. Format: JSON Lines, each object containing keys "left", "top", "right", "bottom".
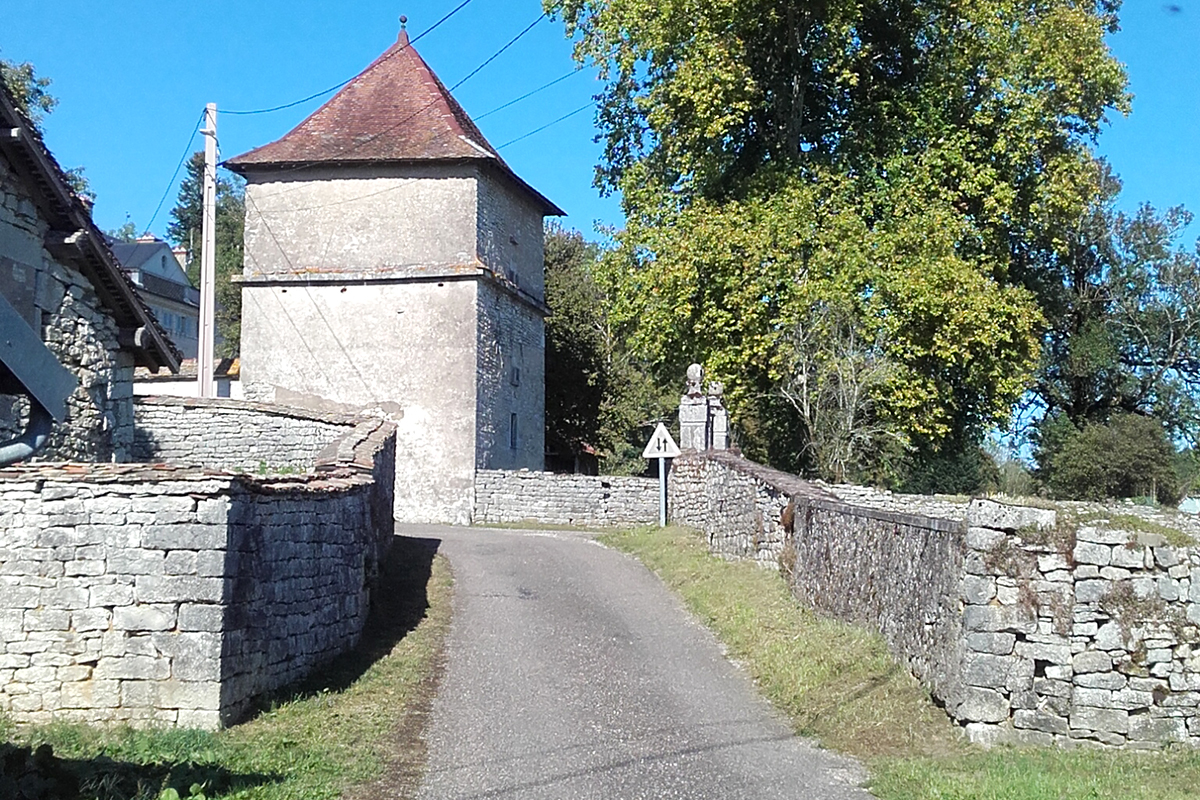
{"left": 476, "top": 168, "right": 547, "bottom": 300}
{"left": 239, "top": 281, "right": 478, "bottom": 524}
{"left": 242, "top": 164, "right": 479, "bottom": 275}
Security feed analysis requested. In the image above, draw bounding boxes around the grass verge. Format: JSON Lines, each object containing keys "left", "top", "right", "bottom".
{"left": 602, "top": 525, "right": 1200, "bottom": 800}
{"left": 2, "top": 535, "right": 453, "bottom": 800}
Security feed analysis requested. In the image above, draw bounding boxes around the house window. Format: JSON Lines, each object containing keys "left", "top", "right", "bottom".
{"left": 509, "top": 413, "right": 518, "bottom": 449}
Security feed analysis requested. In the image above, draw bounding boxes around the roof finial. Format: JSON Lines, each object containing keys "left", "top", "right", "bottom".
{"left": 397, "top": 14, "right": 409, "bottom": 45}
{"left": 399, "top": 14, "right": 408, "bottom": 30}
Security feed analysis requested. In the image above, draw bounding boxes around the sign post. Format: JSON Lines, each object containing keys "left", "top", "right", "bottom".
{"left": 642, "top": 422, "right": 681, "bottom": 527}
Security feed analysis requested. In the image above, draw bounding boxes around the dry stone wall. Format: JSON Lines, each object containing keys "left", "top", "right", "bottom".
{"left": 1, "top": 154, "right": 136, "bottom": 462}
{"left": 0, "top": 411, "right": 395, "bottom": 729}
{"left": 133, "top": 396, "right": 356, "bottom": 472}
{"left": 669, "top": 450, "right": 1200, "bottom": 749}
{"left": 473, "top": 469, "right": 657, "bottom": 527}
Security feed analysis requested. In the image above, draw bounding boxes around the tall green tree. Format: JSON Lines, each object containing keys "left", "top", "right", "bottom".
{"left": 544, "top": 223, "right": 673, "bottom": 475}
{"left": 167, "top": 152, "right": 245, "bottom": 357}
{"left": 551, "top": 0, "right": 1130, "bottom": 485}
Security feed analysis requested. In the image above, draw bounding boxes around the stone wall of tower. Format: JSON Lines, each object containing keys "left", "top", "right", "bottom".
{"left": 475, "top": 281, "right": 544, "bottom": 472}
{"left": 238, "top": 278, "right": 480, "bottom": 525}
{"left": 241, "top": 164, "right": 478, "bottom": 276}
{"left": 476, "top": 168, "right": 546, "bottom": 299}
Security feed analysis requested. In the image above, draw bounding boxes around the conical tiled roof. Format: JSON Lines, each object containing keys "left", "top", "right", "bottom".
{"left": 226, "top": 32, "right": 563, "bottom": 213}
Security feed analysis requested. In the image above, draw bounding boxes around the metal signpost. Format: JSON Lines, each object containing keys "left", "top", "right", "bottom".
{"left": 642, "top": 422, "right": 681, "bottom": 527}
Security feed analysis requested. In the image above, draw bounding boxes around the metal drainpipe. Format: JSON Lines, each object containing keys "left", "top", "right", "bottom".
{"left": 0, "top": 394, "right": 54, "bottom": 467}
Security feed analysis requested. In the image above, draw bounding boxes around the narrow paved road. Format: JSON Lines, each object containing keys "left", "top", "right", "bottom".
{"left": 403, "top": 524, "right": 873, "bottom": 800}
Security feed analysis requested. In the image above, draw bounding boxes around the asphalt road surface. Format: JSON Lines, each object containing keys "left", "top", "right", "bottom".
{"left": 404, "top": 524, "right": 873, "bottom": 800}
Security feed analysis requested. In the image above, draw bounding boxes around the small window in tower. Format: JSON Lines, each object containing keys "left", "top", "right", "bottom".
{"left": 510, "top": 366, "right": 520, "bottom": 386}
{"left": 509, "top": 413, "right": 518, "bottom": 450}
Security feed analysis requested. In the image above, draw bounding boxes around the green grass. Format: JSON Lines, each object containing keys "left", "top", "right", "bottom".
{"left": 3, "top": 537, "right": 453, "bottom": 800}
{"left": 602, "top": 525, "right": 1200, "bottom": 799}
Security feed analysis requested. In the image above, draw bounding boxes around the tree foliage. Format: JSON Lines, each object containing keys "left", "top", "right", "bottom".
{"left": 551, "top": 0, "right": 1130, "bottom": 484}
{"left": 1038, "top": 413, "right": 1180, "bottom": 504}
{"left": 1030, "top": 164, "right": 1200, "bottom": 444}
{"left": 0, "top": 56, "right": 56, "bottom": 131}
{"left": 544, "top": 223, "right": 673, "bottom": 475}
{"left": 168, "top": 153, "right": 245, "bottom": 357}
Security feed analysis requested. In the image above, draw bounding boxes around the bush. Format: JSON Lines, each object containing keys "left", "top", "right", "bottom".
{"left": 1040, "top": 413, "right": 1180, "bottom": 505}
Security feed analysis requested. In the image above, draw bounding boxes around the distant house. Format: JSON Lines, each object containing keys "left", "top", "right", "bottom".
{"left": 110, "top": 234, "right": 201, "bottom": 358}
{"left": 0, "top": 80, "right": 179, "bottom": 461}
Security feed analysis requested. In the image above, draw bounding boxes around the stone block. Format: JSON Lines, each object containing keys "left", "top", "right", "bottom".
{"left": 961, "top": 576, "right": 996, "bottom": 604}
{"left": 59, "top": 679, "right": 119, "bottom": 709}
{"left": 1154, "top": 548, "right": 1182, "bottom": 569}
{"left": 1128, "top": 714, "right": 1187, "bottom": 743}
{"left": 963, "top": 654, "right": 1018, "bottom": 689}
{"left": 967, "top": 499, "right": 1056, "bottom": 532}
{"left": 1070, "top": 705, "right": 1129, "bottom": 734}
{"left": 94, "top": 655, "right": 170, "bottom": 681}
{"left": 1073, "top": 542, "right": 1111, "bottom": 566}
{"left": 89, "top": 583, "right": 134, "bottom": 607}
{"left": 1013, "top": 709, "right": 1069, "bottom": 735}
{"left": 1077, "top": 526, "right": 1132, "bottom": 545}
{"left": 141, "top": 525, "right": 225, "bottom": 550}
{"left": 158, "top": 680, "right": 220, "bottom": 710}
{"left": 113, "top": 604, "right": 176, "bottom": 632}
{"left": 1110, "top": 545, "right": 1146, "bottom": 569}
{"left": 966, "top": 527, "right": 1006, "bottom": 551}
{"left": 178, "top": 604, "right": 224, "bottom": 632}
{"left": 1018, "top": 641, "right": 1072, "bottom": 665}
{"left": 967, "top": 633, "right": 1016, "bottom": 655}
{"left": 1073, "top": 651, "right": 1112, "bottom": 673}
{"left": 1075, "top": 579, "right": 1111, "bottom": 604}
{"left": 964, "top": 604, "right": 1037, "bottom": 634}
{"left": 958, "top": 687, "right": 1010, "bottom": 723}
{"left": 151, "top": 632, "right": 220, "bottom": 681}
{"left": 71, "top": 609, "right": 110, "bottom": 632}
{"left": 1038, "top": 554, "right": 1070, "bottom": 572}
{"left": 1074, "top": 672, "right": 1125, "bottom": 690}
{"left": 136, "top": 575, "right": 224, "bottom": 604}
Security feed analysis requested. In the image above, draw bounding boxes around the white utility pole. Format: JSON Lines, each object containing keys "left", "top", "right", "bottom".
{"left": 198, "top": 103, "right": 217, "bottom": 398}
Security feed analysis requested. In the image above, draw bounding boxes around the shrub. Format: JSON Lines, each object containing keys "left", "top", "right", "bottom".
{"left": 1040, "top": 413, "right": 1180, "bottom": 505}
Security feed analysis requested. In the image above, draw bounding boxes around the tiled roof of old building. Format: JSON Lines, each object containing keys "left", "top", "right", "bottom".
{"left": 226, "top": 31, "right": 563, "bottom": 215}
{"left": 0, "top": 82, "right": 181, "bottom": 372}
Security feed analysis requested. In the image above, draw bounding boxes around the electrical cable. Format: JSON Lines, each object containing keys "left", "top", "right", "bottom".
{"left": 140, "top": 109, "right": 205, "bottom": 237}
{"left": 223, "top": 0, "right": 476, "bottom": 116}
{"left": 475, "top": 69, "right": 581, "bottom": 121}
{"left": 497, "top": 102, "right": 592, "bottom": 149}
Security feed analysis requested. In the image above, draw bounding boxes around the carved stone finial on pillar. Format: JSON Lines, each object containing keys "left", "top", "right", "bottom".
{"left": 707, "top": 381, "right": 728, "bottom": 450}
{"left": 679, "top": 364, "right": 708, "bottom": 450}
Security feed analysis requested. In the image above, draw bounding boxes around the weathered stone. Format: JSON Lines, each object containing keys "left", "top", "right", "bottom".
{"left": 1073, "top": 651, "right": 1113, "bottom": 674}
{"left": 968, "top": 633, "right": 1016, "bottom": 655}
{"left": 1014, "top": 709, "right": 1069, "bottom": 735}
{"left": 962, "top": 575, "right": 996, "bottom": 604}
{"left": 959, "top": 688, "right": 1010, "bottom": 723}
{"left": 1070, "top": 705, "right": 1129, "bottom": 734}
{"left": 967, "top": 499, "right": 1055, "bottom": 533}
{"left": 1074, "top": 542, "right": 1112, "bottom": 566}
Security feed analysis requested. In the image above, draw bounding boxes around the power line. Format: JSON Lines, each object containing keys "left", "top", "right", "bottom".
{"left": 497, "top": 103, "right": 592, "bottom": 149}
{"left": 140, "top": 109, "right": 205, "bottom": 237}
{"left": 220, "top": 11, "right": 551, "bottom": 187}
{"left": 475, "top": 69, "right": 581, "bottom": 120}
{"left": 224, "top": 0, "right": 477, "bottom": 116}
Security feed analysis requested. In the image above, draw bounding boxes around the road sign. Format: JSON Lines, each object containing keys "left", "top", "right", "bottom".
{"left": 642, "top": 423, "right": 681, "bottom": 460}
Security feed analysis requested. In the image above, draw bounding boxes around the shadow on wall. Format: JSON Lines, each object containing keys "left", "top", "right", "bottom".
{"left": 239, "top": 534, "right": 442, "bottom": 719}
{"left": 0, "top": 741, "right": 280, "bottom": 798}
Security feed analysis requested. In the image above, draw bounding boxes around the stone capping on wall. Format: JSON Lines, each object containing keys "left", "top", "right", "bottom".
{"left": 135, "top": 395, "right": 364, "bottom": 427}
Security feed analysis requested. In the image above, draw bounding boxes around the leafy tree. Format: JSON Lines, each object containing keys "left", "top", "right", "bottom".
{"left": 544, "top": 223, "right": 673, "bottom": 475}
{"left": 1038, "top": 413, "right": 1180, "bottom": 505}
{"left": 0, "top": 56, "right": 56, "bottom": 130}
{"left": 168, "top": 152, "right": 245, "bottom": 357}
{"left": 550, "top": 0, "right": 1129, "bottom": 485}
{"left": 1029, "top": 164, "right": 1200, "bottom": 444}
{"left": 1, "top": 55, "right": 94, "bottom": 201}
{"left": 107, "top": 220, "right": 138, "bottom": 242}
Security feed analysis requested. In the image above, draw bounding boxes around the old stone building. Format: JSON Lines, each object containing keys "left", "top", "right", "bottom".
{"left": 0, "top": 81, "right": 179, "bottom": 461}
{"left": 227, "top": 29, "right": 562, "bottom": 523}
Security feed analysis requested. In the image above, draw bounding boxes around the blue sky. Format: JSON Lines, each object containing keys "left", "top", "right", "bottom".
{"left": 3, "top": 1, "right": 1198, "bottom": 244}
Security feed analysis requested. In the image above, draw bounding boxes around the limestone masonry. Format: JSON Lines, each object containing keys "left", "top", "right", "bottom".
{"left": 668, "top": 450, "right": 1200, "bottom": 749}
{"left": 474, "top": 469, "right": 658, "bottom": 528}
{"left": 0, "top": 398, "right": 395, "bottom": 729}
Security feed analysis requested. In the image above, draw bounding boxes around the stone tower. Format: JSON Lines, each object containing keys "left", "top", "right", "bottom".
{"left": 226, "top": 29, "right": 562, "bottom": 524}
